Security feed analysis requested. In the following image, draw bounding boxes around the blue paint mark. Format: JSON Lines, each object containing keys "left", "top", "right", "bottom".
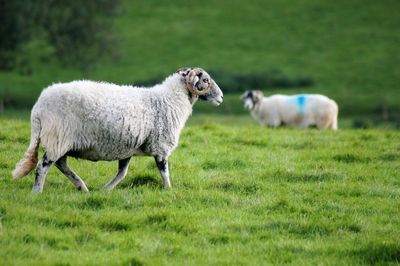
{"left": 297, "top": 95, "right": 307, "bottom": 114}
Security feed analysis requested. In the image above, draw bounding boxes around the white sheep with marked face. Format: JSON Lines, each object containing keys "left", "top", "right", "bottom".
{"left": 240, "top": 90, "right": 338, "bottom": 129}
{"left": 12, "top": 67, "right": 223, "bottom": 193}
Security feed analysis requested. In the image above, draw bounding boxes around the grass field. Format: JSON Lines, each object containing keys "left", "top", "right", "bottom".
{"left": 0, "top": 114, "right": 399, "bottom": 265}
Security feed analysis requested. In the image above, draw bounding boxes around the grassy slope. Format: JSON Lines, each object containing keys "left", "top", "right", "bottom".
{"left": 1, "top": 116, "right": 399, "bottom": 265}
{"left": 0, "top": 0, "right": 399, "bottom": 117}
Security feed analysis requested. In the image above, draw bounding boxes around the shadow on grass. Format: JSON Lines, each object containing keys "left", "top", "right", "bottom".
{"left": 126, "top": 257, "right": 144, "bottom": 266}
{"left": 234, "top": 137, "right": 269, "bottom": 147}
{"left": 119, "top": 175, "right": 162, "bottom": 189}
{"left": 280, "top": 141, "right": 316, "bottom": 150}
{"left": 100, "top": 220, "right": 131, "bottom": 232}
{"left": 202, "top": 159, "right": 246, "bottom": 171}
{"left": 380, "top": 153, "right": 399, "bottom": 162}
{"left": 211, "top": 181, "right": 259, "bottom": 195}
{"left": 349, "top": 242, "right": 400, "bottom": 265}
{"left": 144, "top": 213, "right": 197, "bottom": 235}
{"left": 333, "top": 154, "right": 371, "bottom": 163}
{"left": 0, "top": 207, "right": 6, "bottom": 221}
{"left": 78, "top": 195, "right": 106, "bottom": 210}
{"left": 253, "top": 222, "right": 332, "bottom": 237}
{"left": 209, "top": 235, "right": 230, "bottom": 245}
{"left": 271, "top": 170, "right": 339, "bottom": 182}
{"left": 38, "top": 217, "right": 81, "bottom": 229}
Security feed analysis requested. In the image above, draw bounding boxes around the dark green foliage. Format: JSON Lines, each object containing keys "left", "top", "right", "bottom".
{"left": 134, "top": 69, "right": 314, "bottom": 93}
{"left": 208, "top": 70, "right": 314, "bottom": 92}
{"left": 352, "top": 118, "right": 372, "bottom": 129}
{"left": 0, "top": 0, "right": 119, "bottom": 71}
{"left": 0, "top": 1, "right": 35, "bottom": 69}
{"left": 41, "top": 0, "right": 120, "bottom": 69}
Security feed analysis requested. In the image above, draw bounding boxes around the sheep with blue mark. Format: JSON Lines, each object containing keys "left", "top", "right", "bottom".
{"left": 240, "top": 90, "right": 338, "bottom": 129}
{"left": 12, "top": 67, "right": 223, "bottom": 193}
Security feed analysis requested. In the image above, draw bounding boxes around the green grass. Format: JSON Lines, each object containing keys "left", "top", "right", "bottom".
{"left": 0, "top": 0, "right": 399, "bottom": 120}
{"left": 1, "top": 114, "right": 399, "bottom": 265}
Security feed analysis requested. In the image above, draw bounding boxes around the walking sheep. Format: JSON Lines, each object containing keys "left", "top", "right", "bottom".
{"left": 241, "top": 90, "right": 338, "bottom": 129}
{"left": 12, "top": 67, "right": 223, "bottom": 193}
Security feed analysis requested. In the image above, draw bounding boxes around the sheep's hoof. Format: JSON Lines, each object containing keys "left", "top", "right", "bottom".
{"left": 101, "top": 186, "right": 112, "bottom": 192}
{"left": 31, "top": 187, "right": 42, "bottom": 193}
{"left": 77, "top": 186, "right": 89, "bottom": 192}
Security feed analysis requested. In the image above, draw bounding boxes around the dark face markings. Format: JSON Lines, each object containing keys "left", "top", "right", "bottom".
{"left": 199, "top": 95, "right": 207, "bottom": 101}
{"left": 242, "top": 91, "right": 255, "bottom": 105}
{"left": 195, "top": 73, "right": 211, "bottom": 92}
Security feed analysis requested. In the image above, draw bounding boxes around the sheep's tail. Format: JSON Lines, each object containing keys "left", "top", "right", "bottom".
{"left": 12, "top": 118, "right": 41, "bottom": 179}
{"left": 331, "top": 100, "right": 339, "bottom": 130}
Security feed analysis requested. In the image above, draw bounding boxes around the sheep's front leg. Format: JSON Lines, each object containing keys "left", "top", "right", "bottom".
{"left": 55, "top": 156, "right": 89, "bottom": 192}
{"left": 154, "top": 156, "right": 171, "bottom": 188}
{"left": 32, "top": 153, "right": 54, "bottom": 193}
{"left": 102, "top": 157, "right": 131, "bottom": 191}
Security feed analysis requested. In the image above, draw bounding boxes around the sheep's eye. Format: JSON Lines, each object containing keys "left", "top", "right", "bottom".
{"left": 203, "top": 79, "right": 209, "bottom": 83}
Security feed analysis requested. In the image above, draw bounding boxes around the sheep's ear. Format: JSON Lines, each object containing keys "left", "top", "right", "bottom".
{"left": 253, "top": 90, "right": 263, "bottom": 102}
{"left": 176, "top": 67, "right": 192, "bottom": 77}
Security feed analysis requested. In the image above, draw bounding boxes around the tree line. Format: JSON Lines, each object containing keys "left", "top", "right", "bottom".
{"left": 0, "top": 0, "right": 120, "bottom": 72}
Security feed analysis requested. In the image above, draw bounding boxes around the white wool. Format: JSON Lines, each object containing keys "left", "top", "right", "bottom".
{"left": 32, "top": 74, "right": 196, "bottom": 161}
{"left": 243, "top": 92, "right": 338, "bottom": 129}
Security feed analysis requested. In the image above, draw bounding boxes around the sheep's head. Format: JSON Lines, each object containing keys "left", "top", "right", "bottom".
{"left": 240, "top": 90, "right": 264, "bottom": 110}
{"left": 177, "top": 67, "right": 223, "bottom": 106}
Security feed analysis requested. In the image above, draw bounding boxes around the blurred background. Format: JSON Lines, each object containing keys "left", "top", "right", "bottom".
{"left": 0, "top": 0, "right": 399, "bottom": 128}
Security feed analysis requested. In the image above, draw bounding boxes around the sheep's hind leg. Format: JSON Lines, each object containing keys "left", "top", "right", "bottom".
{"left": 154, "top": 156, "right": 171, "bottom": 188}
{"left": 55, "top": 156, "right": 89, "bottom": 192}
{"left": 102, "top": 157, "right": 131, "bottom": 191}
{"left": 32, "top": 153, "right": 55, "bottom": 193}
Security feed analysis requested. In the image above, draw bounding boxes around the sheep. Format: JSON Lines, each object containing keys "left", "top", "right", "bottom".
{"left": 12, "top": 67, "right": 223, "bottom": 193}
{"left": 240, "top": 90, "right": 338, "bottom": 129}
